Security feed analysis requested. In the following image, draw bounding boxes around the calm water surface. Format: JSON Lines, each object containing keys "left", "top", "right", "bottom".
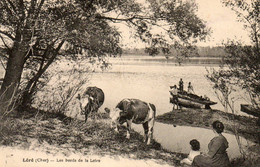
{"left": 89, "top": 56, "right": 248, "bottom": 114}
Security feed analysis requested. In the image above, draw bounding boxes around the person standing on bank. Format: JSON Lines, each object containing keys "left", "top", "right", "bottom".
{"left": 170, "top": 85, "right": 179, "bottom": 109}
{"left": 192, "top": 121, "right": 231, "bottom": 167}
{"left": 179, "top": 78, "right": 184, "bottom": 92}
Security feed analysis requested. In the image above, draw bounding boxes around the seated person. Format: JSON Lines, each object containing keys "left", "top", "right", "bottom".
{"left": 180, "top": 139, "right": 201, "bottom": 166}
{"left": 192, "top": 121, "right": 230, "bottom": 167}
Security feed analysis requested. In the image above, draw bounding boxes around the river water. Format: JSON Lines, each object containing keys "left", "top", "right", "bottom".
{"left": 86, "top": 55, "right": 250, "bottom": 159}
{"left": 89, "top": 55, "right": 248, "bottom": 115}
{"left": 132, "top": 122, "right": 247, "bottom": 159}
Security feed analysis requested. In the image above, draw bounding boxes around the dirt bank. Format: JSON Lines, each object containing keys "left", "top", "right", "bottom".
{"left": 0, "top": 109, "right": 185, "bottom": 167}
{"left": 155, "top": 108, "right": 259, "bottom": 143}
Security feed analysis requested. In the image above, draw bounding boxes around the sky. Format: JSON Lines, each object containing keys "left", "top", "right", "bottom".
{"left": 119, "top": 0, "right": 251, "bottom": 48}
{"left": 195, "top": 0, "right": 250, "bottom": 46}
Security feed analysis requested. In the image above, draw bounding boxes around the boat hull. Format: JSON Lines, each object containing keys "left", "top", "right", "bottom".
{"left": 169, "top": 91, "right": 217, "bottom": 109}
{"left": 170, "top": 97, "right": 208, "bottom": 109}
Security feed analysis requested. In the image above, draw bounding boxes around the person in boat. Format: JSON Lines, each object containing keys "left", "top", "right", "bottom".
{"left": 187, "top": 82, "right": 195, "bottom": 94}
{"left": 180, "top": 139, "right": 201, "bottom": 166}
{"left": 192, "top": 121, "right": 231, "bottom": 167}
{"left": 203, "top": 95, "right": 210, "bottom": 101}
{"left": 179, "top": 78, "right": 184, "bottom": 92}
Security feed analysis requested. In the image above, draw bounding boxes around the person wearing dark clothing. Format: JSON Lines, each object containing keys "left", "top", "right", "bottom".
{"left": 192, "top": 121, "right": 231, "bottom": 167}
{"left": 179, "top": 78, "right": 184, "bottom": 92}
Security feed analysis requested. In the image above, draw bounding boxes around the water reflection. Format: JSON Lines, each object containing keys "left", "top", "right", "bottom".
{"left": 132, "top": 122, "right": 247, "bottom": 159}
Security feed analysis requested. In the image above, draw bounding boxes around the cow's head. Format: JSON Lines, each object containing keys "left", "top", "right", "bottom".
{"left": 76, "top": 94, "right": 89, "bottom": 115}
{"left": 105, "top": 107, "right": 127, "bottom": 130}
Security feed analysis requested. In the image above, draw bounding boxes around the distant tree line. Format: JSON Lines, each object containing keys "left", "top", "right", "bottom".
{"left": 122, "top": 46, "right": 227, "bottom": 57}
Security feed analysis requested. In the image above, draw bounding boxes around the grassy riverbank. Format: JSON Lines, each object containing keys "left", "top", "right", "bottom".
{"left": 0, "top": 109, "right": 184, "bottom": 167}
{"left": 1, "top": 108, "right": 259, "bottom": 167}
{"left": 156, "top": 108, "right": 259, "bottom": 143}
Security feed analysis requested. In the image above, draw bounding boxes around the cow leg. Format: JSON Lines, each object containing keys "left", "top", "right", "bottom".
{"left": 115, "top": 125, "right": 119, "bottom": 133}
{"left": 111, "top": 125, "right": 119, "bottom": 133}
{"left": 84, "top": 115, "right": 88, "bottom": 122}
{"left": 113, "top": 124, "right": 119, "bottom": 133}
{"left": 92, "top": 109, "right": 97, "bottom": 122}
{"left": 84, "top": 103, "right": 91, "bottom": 122}
{"left": 147, "top": 118, "right": 155, "bottom": 145}
{"left": 126, "top": 120, "right": 132, "bottom": 139}
{"left": 84, "top": 109, "right": 91, "bottom": 122}
{"left": 80, "top": 104, "right": 84, "bottom": 115}
{"left": 142, "top": 122, "right": 149, "bottom": 143}
{"left": 84, "top": 112, "right": 89, "bottom": 122}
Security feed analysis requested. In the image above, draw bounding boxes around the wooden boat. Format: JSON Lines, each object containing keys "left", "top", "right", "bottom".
{"left": 170, "top": 97, "right": 204, "bottom": 108}
{"left": 240, "top": 104, "right": 260, "bottom": 118}
{"left": 170, "top": 89, "right": 217, "bottom": 109}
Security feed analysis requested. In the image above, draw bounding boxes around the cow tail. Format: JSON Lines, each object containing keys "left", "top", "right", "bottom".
{"left": 149, "top": 103, "right": 156, "bottom": 117}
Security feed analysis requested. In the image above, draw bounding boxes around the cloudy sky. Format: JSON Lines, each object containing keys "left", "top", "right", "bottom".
{"left": 195, "top": 0, "right": 250, "bottom": 46}
{"left": 120, "top": 0, "right": 251, "bottom": 48}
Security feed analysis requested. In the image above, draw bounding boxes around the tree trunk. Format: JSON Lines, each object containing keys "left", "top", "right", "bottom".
{"left": 0, "top": 41, "right": 26, "bottom": 112}
{"left": 21, "top": 41, "right": 65, "bottom": 107}
{"left": 0, "top": 23, "right": 31, "bottom": 112}
{"left": 0, "top": 0, "right": 45, "bottom": 113}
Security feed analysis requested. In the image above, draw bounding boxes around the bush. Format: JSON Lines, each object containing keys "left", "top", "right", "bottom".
{"left": 32, "top": 59, "right": 91, "bottom": 117}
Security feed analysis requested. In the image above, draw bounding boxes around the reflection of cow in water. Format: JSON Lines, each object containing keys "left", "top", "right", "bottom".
{"left": 106, "top": 98, "right": 156, "bottom": 145}
{"left": 77, "top": 86, "right": 105, "bottom": 122}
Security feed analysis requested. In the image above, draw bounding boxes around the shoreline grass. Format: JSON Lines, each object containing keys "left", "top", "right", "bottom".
{"left": 0, "top": 108, "right": 259, "bottom": 166}
{"left": 0, "top": 108, "right": 185, "bottom": 166}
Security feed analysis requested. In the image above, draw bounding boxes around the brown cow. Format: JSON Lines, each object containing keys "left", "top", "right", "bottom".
{"left": 77, "top": 86, "right": 105, "bottom": 122}
{"left": 106, "top": 98, "right": 156, "bottom": 145}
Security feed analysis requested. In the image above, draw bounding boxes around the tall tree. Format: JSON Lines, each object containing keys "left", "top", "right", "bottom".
{"left": 207, "top": 0, "right": 259, "bottom": 109}
{"left": 206, "top": 1, "right": 259, "bottom": 159}
{"left": 0, "top": 0, "right": 209, "bottom": 111}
